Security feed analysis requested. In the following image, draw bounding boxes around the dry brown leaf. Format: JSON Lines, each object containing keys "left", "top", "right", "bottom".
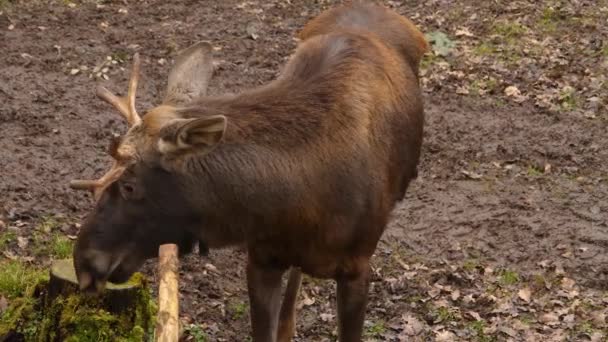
{"left": 560, "top": 277, "right": 576, "bottom": 290}
{"left": 401, "top": 314, "right": 424, "bottom": 336}
{"left": 518, "top": 287, "right": 532, "bottom": 303}
{"left": 0, "top": 296, "right": 7, "bottom": 314}
{"left": 539, "top": 312, "right": 559, "bottom": 325}
{"left": 435, "top": 330, "right": 456, "bottom": 342}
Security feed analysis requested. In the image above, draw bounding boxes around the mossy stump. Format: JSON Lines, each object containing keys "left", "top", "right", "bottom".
{"left": 0, "top": 259, "right": 156, "bottom": 342}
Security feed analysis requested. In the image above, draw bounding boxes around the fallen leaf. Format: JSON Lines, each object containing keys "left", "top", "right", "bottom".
{"left": 204, "top": 263, "right": 219, "bottom": 274}
{"left": 499, "top": 326, "right": 517, "bottom": 337}
{"left": 17, "top": 236, "right": 28, "bottom": 249}
{"left": 504, "top": 86, "right": 520, "bottom": 97}
{"left": 467, "top": 311, "right": 482, "bottom": 321}
{"left": 402, "top": 314, "right": 424, "bottom": 336}
{"left": 560, "top": 277, "right": 576, "bottom": 290}
{"left": 539, "top": 313, "right": 559, "bottom": 326}
{"left": 518, "top": 287, "right": 532, "bottom": 303}
{"left": 320, "top": 313, "right": 334, "bottom": 322}
{"left": 0, "top": 296, "right": 7, "bottom": 313}
{"left": 455, "top": 27, "right": 474, "bottom": 37}
{"left": 435, "top": 330, "right": 456, "bottom": 341}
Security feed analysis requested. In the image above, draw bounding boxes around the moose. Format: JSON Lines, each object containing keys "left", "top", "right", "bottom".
{"left": 70, "top": 2, "right": 428, "bottom": 341}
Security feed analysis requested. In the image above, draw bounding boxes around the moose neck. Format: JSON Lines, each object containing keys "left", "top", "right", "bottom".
{"left": 172, "top": 78, "right": 368, "bottom": 249}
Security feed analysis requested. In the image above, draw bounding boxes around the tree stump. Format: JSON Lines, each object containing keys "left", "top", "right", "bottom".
{"left": 0, "top": 259, "right": 155, "bottom": 342}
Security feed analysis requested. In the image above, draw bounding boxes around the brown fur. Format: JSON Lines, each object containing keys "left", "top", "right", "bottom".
{"left": 73, "top": 2, "right": 427, "bottom": 341}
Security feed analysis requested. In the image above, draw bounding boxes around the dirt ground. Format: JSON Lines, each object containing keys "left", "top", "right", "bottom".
{"left": 1, "top": 0, "right": 607, "bottom": 341}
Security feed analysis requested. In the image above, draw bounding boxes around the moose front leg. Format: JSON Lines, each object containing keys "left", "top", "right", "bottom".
{"left": 336, "top": 263, "right": 371, "bottom": 342}
{"left": 247, "top": 258, "right": 285, "bottom": 342}
{"left": 277, "top": 267, "right": 302, "bottom": 342}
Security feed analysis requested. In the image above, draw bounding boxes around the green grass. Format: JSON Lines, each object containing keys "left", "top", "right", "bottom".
{"left": 51, "top": 235, "right": 73, "bottom": 259}
{"left": 463, "top": 259, "right": 480, "bottom": 271}
{"left": 499, "top": 269, "right": 520, "bottom": 286}
{"left": 518, "top": 313, "right": 534, "bottom": 326}
{"left": 473, "top": 42, "right": 497, "bottom": 56}
{"left": 365, "top": 320, "right": 386, "bottom": 337}
{"left": 0, "top": 230, "right": 16, "bottom": 251}
{"left": 539, "top": 7, "right": 560, "bottom": 32}
{"left": 31, "top": 216, "right": 74, "bottom": 259}
{"left": 467, "top": 320, "right": 495, "bottom": 342}
{"left": 493, "top": 21, "right": 527, "bottom": 38}
{"left": 230, "top": 301, "right": 248, "bottom": 320}
{"left": 0, "top": 260, "right": 46, "bottom": 299}
{"left": 184, "top": 324, "right": 208, "bottom": 342}
{"left": 559, "top": 86, "right": 578, "bottom": 111}
{"left": 527, "top": 166, "right": 544, "bottom": 177}
{"left": 434, "top": 306, "right": 457, "bottom": 323}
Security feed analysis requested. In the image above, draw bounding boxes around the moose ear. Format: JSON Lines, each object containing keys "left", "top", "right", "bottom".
{"left": 164, "top": 41, "right": 214, "bottom": 105}
{"left": 158, "top": 115, "right": 227, "bottom": 155}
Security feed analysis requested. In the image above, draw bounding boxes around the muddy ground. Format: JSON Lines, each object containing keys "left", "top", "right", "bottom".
{"left": 1, "top": 0, "right": 607, "bottom": 341}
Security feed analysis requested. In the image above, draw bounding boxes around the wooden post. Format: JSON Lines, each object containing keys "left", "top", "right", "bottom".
{"left": 155, "top": 244, "right": 180, "bottom": 342}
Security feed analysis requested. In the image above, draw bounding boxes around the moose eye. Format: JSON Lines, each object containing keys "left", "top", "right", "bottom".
{"left": 119, "top": 182, "right": 136, "bottom": 199}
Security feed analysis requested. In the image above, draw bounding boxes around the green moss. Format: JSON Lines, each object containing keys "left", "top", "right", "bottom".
{"left": 51, "top": 235, "right": 74, "bottom": 259}
{"left": 0, "top": 267, "right": 156, "bottom": 341}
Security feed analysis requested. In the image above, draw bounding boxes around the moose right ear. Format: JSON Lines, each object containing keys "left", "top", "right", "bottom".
{"left": 157, "top": 115, "right": 227, "bottom": 155}
{"left": 163, "top": 41, "right": 215, "bottom": 105}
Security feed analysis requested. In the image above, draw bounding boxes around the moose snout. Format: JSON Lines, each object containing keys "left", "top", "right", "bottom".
{"left": 73, "top": 248, "right": 128, "bottom": 293}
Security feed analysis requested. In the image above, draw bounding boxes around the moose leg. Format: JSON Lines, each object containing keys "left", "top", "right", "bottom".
{"left": 336, "top": 263, "right": 371, "bottom": 342}
{"left": 247, "top": 259, "right": 285, "bottom": 342}
{"left": 276, "top": 267, "right": 302, "bottom": 342}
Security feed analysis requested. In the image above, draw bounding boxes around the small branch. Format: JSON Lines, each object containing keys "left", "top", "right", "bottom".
{"left": 155, "top": 244, "right": 180, "bottom": 342}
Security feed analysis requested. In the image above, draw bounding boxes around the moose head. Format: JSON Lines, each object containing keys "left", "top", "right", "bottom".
{"left": 71, "top": 42, "right": 222, "bottom": 292}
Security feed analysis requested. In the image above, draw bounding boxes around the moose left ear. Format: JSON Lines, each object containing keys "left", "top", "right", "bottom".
{"left": 158, "top": 115, "right": 227, "bottom": 155}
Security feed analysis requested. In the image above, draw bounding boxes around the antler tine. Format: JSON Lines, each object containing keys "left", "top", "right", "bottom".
{"left": 127, "top": 53, "right": 142, "bottom": 126}
{"left": 69, "top": 179, "right": 101, "bottom": 190}
{"left": 95, "top": 53, "right": 142, "bottom": 126}
{"left": 69, "top": 161, "right": 126, "bottom": 200}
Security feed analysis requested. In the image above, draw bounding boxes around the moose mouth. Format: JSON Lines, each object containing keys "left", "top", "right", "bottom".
{"left": 75, "top": 248, "right": 143, "bottom": 293}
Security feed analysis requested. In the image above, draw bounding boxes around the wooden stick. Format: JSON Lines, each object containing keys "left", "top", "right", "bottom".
{"left": 156, "top": 244, "right": 180, "bottom": 342}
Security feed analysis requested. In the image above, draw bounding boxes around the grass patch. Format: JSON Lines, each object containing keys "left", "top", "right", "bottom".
{"left": 493, "top": 21, "right": 527, "bottom": 38}
{"left": 539, "top": 6, "right": 560, "bottom": 32}
{"left": 365, "top": 320, "right": 386, "bottom": 337}
{"left": 473, "top": 42, "right": 497, "bottom": 56}
{"left": 468, "top": 320, "right": 495, "bottom": 342}
{"left": 0, "top": 260, "right": 47, "bottom": 299}
{"left": 463, "top": 259, "right": 480, "bottom": 271}
{"left": 527, "top": 166, "right": 544, "bottom": 177}
{"left": 433, "top": 306, "right": 457, "bottom": 323}
{"left": 498, "top": 269, "right": 520, "bottom": 286}
{"left": 559, "top": 86, "right": 578, "bottom": 111}
{"left": 0, "top": 230, "right": 17, "bottom": 251}
{"left": 230, "top": 301, "right": 248, "bottom": 320}
{"left": 31, "top": 215, "right": 73, "bottom": 259}
{"left": 184, "top": 324, "right": 208, "bottom": 342}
